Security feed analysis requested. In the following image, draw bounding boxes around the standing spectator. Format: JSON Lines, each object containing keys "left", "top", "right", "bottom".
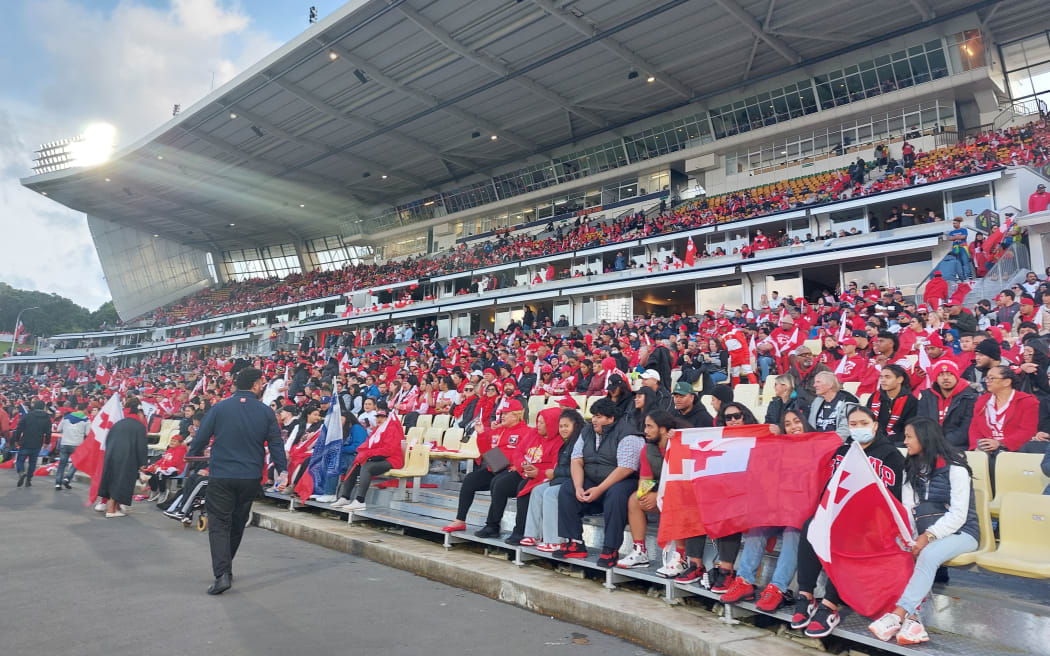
{"left": 13, "top": 401, "right": 51, "bottom": 488}
{"left": 97, "top": 401, "right": 149, "bottom": 518}
{"left": 946, "top": 217, "right": 973, "bottom": 280}
{"left": 1029, "top": 183, "right": 1050, "bottom": 214}
{"left": 187, "top": 368, "right": 288, "bottom": 595}
{"left": 55, "top": 403, "right": 90, "bottom": 489}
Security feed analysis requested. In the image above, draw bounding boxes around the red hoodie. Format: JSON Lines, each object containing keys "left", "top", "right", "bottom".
{"left": 477, "top": 420, "right": 536, "bottom": 469}
{"left": 968, "top": 391, "right": 1040, "bottom": 452}
{"left": 516, "top": 408, "right": 564, "bottom": 496}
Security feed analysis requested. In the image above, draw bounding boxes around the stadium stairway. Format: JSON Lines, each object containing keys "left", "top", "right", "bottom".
{"left": 264, "top": 469, "right": 1049, "bottom": 656}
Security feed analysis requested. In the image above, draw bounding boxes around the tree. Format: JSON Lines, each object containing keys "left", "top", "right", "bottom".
{"left": 0, "top": 282, "right": 112, "bottom": 338}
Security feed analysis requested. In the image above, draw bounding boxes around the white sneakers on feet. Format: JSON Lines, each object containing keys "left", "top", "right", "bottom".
{"left": 105, "top": 511, "right": 128, "bottom": 518}
{"left": 345, "top": 500, "right": 367, "bottom": 511}
{"left": 896, "top": 617, "right": 929, "bottom": 645}
{"left": 656, "top": 546, "right": 687, "bottom": 578}
{"left": 868, "top": 613, "right": 903, "bottom": 641}
{"left": 616, "top": 544, "right": 650, "bottom": 569}
{"left": 330, "top": 498, "right": 351, "bottom": 508}
{"left": 314, "top": 495, "right": 337, "bottom": 504}
{"left": 94, "top": 502, "right": 106, "bottom": 512}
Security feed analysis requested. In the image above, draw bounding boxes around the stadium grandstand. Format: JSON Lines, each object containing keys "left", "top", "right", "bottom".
{"left": 6, "top": 1, "right": 1050, "bottom": 654}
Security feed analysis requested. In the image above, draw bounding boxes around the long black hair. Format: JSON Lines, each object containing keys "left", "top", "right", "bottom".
{"left": 779, "top": 408, "right": 816, "bottom": 434}
{"left": 904, "top": 416, "right": 971, "bottom": 497}
{"left": 558, "top": 409, "right": 586, "bottom": 444}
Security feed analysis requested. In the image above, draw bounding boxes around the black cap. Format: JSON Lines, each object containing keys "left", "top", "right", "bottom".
{"left": 851, "top": 329, "right": 868, "bottom": 338}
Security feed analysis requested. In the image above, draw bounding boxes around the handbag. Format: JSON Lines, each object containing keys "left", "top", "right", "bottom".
{"left": 914, "top": 508, "right": 946, "bottom": 534}
{"left": 481, "top": 447, "right": 511, "bottom": 473}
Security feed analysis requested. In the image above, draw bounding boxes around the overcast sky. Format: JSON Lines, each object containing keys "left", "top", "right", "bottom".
{"left": 0, "top": 0, "right": 345, "bottom": 310}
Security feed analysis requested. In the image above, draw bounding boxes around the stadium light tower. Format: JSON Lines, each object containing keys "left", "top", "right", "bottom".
{"left": 69, "top": 123, "right": 116, "bottom": 167}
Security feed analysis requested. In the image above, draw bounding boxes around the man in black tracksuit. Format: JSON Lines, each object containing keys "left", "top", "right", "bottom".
{"left": 791, "top": 414, "right": 905, "bottom": 638}
{"left": 14, "top": 401, "right": 52, "bottom": 487}
{"left": 187, "top": 368, "right": 287, "bottom": 595}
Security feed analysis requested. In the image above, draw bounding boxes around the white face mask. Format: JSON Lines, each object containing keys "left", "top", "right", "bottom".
{"left": 850, "top": 426, "right": 875, "bottom": 444}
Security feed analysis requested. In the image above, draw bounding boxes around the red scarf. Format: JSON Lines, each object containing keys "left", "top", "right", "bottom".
{"left": 871, "top": 392, "right": 908, "bottom": 435}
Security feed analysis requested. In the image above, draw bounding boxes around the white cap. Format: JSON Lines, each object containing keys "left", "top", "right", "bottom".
{"left": 640, "top": 369, "right": 660, "bottom": 381}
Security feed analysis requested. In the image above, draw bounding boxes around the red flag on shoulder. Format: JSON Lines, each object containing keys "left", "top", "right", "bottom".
{"left": 807, "top": 441, "right": 915, "bottom": 619}
{"left": 683, "top": 426, "right": 842, "bottom": 538}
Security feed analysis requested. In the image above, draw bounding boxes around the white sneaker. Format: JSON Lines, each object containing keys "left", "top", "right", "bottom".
{"left": 868, "top": 613, "right": 903, "bottom": 641}
{"left": 345, "top": 500, "right": 367, "bottom": 511}
{"left": 656, "top": 546, "right": 687, "bottom": 578}
{"left": 105, "top": 511, "right": 127, "bottom": 518}
{"left": 308, "top": 494, "right": 320, "bottom": 500}
{"left": 314, "top": 495, "right": 337, "bottom": 504}
{"left": 94, "top": 502, "right": 106, "bottom": 512}
{"left": 896, "top": 617, "right": 929, "bottom": 645}
{"left": 329, "top": 498, "right": 350, "bottom": 508}
{"left": 616, "top": 544, "right": 650, "bottom": 569}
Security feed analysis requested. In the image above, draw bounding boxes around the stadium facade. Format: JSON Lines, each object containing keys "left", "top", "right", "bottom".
{"left": 11, "top": 0, "right": 1050, "bottom": 367}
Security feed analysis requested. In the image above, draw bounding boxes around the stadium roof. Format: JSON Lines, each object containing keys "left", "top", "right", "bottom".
{"left": 20, "top": 0, "right": 1042, "bottom": 251}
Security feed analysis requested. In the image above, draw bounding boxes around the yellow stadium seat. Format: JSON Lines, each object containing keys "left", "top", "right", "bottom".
{"left": 858, "top": 393, "right": 871, "bottom": 405}
{"left": 802, "top": 339, "right": 821, "bottom": 354}
{"left": 976, "top": 492, "right": 1050, "bottom": 578}
{"left": 945, "top": 488, "right": 995, "bottom": 566}
{"left": 414, "top": 414, "right": 433, "bottom": 431}
{"left": 989, "top": 452, "right": 1050, "bottom": 517}
{"left": 386, "top": 444, "right": 432, "bottom": 502}
{"left": 151, "top": 419, "right": 181, "bottom": 452}
{"left": 441, "top": 427, "right": 464, "bottom": 447}
{"left": 422, "top": 427, "right": 446, "bottom": 445}
{"left": 733, "top": 384, "right": 760, "bottom": 414}
{"left": 527, "top": 395, "right": 547, "bottom": 423}
{"left": 760, "top": 377, "right": 777, "bottom": 402}
{"left": 430, "top": 414, "right": 452, "bottom": 430}
{"left": 405, "top": 426, "right": 426, "bottom": 446}
{"left": 583, "top": 395, "right": 601, "bottom": 420}
{"left": 965, "top": 450, "right": 991, "bottom": 502}
{"left": 434, "top": 431, "right": 480, "bottom": 461}
{"left": 842, "top": 381, "right": 861, "bottom": 397}
{"left": 569, "top": 394, "right": 587, "bottom": 411}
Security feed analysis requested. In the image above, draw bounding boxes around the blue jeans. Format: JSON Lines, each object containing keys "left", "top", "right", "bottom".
{"left": 55, "top": 444, "right": 78, "bottom": 483}
{"left": 952, "top": 249, "right": 973, "bottom": 280}
{"left": 15, "top": 448, "right": 41, "bottom": 478}
{"left": 709, "top": 371, "right": 728, "bottom": 384}
{"left": 525, "top": 481, "right": 562, "bottom": 544}
{"left": 757, "top": 356, "right": 776, "bottom": 382}
{"left": 896, "top": 532, "right": 977, "bottom": 613}
{"left": 736, "top": 526, "right": 800, "bottom": 592}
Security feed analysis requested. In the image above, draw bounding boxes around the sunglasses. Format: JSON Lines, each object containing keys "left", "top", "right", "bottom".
{"left": 724, "top": 412, "right": 744, "bottom": 421}
{"left": 463, "top": 387, "right": 474, "bottom": 392}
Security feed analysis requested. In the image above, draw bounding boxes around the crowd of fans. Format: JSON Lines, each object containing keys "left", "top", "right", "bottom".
{"left": 5, "top": 252, "right": 1050, "bottom": 645}
{"left": 138, "top": 120, "right": 1050, "bottom": 327}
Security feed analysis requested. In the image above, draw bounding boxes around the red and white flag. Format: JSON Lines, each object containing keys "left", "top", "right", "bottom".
{"left": 807, "top": 442, "right": 914, "bottom": 619}
{"left": 191, "top": 375, "right": 207, "bottom": 396}
{"left": 95, "top": 365, "right": 110, "bottom": 385}
{"left": 70, "top": 393, "right": 124, "bottom": 503}
{"left": 684, "top": 238, "right": 696, "bottom": 266}
{"left": 13, "top": 320, "right": 27, "bottom": 344}
{"left": 660, "top": 426, "right": 842, "bottom": 541}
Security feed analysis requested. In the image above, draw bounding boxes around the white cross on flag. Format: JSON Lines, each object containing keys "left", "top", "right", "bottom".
{"left": 70, "top": 393, "right": 124, "bottom": 503}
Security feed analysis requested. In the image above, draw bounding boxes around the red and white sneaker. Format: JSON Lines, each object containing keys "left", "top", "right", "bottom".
{"left": 720, "top": 578, "right": 755, "bottom": 604}
{"left": 518, "top": 537, "right": 537, "bottom": 547}
{"left": 536, "top": 542, "right": 562, "bottom": 553}
{"left": 553, "top": 541, "right": 588, "bottom": 559}
{"left": 789, "top": 597, "right": 818, "bottom": 630}
{"left": 896, "top": 617, "right": 929, "bottom": 645}
{"left": 868, "top": 613, "right": 903, "bottom": 642}
{"left": 709, "top": 569, "right": 736, "bottom": 594}
{"left": 804, "top": 604, "right": 840, "bottom": 638}
{"left": 755, "top": 584, "right": 784, "bottom": 612}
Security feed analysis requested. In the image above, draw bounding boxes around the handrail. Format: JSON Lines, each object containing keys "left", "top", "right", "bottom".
{"left": 993, "top": 99, "right": 1048, "bottom": 131}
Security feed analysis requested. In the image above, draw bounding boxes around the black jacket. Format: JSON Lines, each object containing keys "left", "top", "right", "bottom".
{"left": 831, "top": 433, "right": 906, "bottom": 500}
{"left": 676, "top": 396, "right": 714, "bottom": 428}
{"left": 189, "top": 391, "right": 287, "bottom": 479}
{"left": 647, "top": 346, "right": 674, "bottom": 391}
{"left": 866, "top": 390, "right": 919, "bottom": 445}
{"left": 916, "top": 386, "right": 978, "bottom": 449}
{"left": 764, "top": 392, "right": 812, "bottom": 426}
{"left": 14, "top": 409, "right": 52, "bottom": 450}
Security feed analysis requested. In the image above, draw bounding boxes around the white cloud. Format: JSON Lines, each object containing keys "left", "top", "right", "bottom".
{"left": 0, "top": 0, "right": 280, "bottom": 311}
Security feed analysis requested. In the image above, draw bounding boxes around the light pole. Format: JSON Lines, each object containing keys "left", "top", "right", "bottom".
{"left": 10, "top": 306, "right": 39, "bottom": 355}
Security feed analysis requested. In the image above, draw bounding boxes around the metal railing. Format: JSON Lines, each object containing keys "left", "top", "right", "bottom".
{"left": 914, "top": 241, "right": 1031, "bottom": 306}
{"left": 992, "top": 99, "right": 1048, "bottom": 131}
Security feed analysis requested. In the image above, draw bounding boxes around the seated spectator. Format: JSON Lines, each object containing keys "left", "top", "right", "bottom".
{"left": 792, "top": 405, "right": 904, "bottom": 638}
{"left": 868, "top": 417, "right": 978, "bottom": 646}
{"left": 807, "top": 372, "right": 858, "bottom": 440}
{"left": 442, "top": 400, "right": 536, "bottom": 535}
{"left": 520, "top": 409, "right": 585, "bottom": 551}
{"left": 969, "top": 366, "right": 1042, "bottom": 489}
{"left": 915, "top": 360, "right": 976, "bottom": 449}
{"left": 765, "top": 374, "right": 811, "bottom": 428}
{"left": 553, "top": 397, "right": 643, "bottom": 566}
{"left": 333, "top": 408, "right": 405, "bottom": 511}
{"left": 672, "top": 381, "right": 714, "bottom": 427}
{"left": 503, "top": 407, "right": 566, "bottom": 545}
{"left": 616, "top": 411, "right": 691, "bottom": 569}
{"left": 866, "top": 364, "right": 918, "bottom": 445}
{"left": 141, "top": 432, "right": 188, "bottom": 503}
{"left": 721, "top": 408, "right": 816, "bottom": 610}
